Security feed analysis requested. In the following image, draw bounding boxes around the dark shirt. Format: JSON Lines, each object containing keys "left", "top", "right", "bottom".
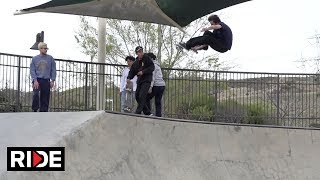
{"left": 216, "top": 22, "right": 233, "bottom": 50}
{"left": 127, "top": 54, "right": 155, "bottom": 84}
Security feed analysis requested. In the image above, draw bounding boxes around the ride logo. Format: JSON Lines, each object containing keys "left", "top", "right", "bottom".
{"left": 7, "top": 147, "right": 65, "bottom": 171}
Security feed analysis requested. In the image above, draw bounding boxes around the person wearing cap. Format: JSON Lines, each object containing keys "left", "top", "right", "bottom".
{"left": 120, "top": 56, "right": 137, "bottom": 113}
{"left": 127, "top": 46, "right": 155, "bottom": 115}
{"left": 145, "top": 52, "right": 166, "bottom": 117}
{"left": 178, "top": 14, "right": 233, "bottom": 53}
{"left": 30, "top": 42, "right": 56, "bottom": 112}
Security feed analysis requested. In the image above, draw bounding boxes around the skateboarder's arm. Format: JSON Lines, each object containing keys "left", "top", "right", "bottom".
{"left": 142, "top": 58, "right": 155, "bottom": 75}
{"left": 132, "top": 75, "right": 138, "bottom": 84}
{"left": 30, "top": 58, "right": 37, "bottom": 82}
{"left": 127, "top": 63, "right": 137, "bottom": 80}
{"left": 202, "top": 24, "right": 222, "bottom": 31}
{"left": 50, "top": 57, "right": 56, "bottom": 82}
{"left": 150, "top": 70, "right": 155, "bottom": 87}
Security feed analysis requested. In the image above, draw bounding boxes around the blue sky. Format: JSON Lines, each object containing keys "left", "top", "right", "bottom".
{"left": 0, "top": 0, "right": 320, "bottom": 73}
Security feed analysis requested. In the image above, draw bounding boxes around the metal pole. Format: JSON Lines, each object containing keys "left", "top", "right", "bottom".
{"left": 214, "top": 72, "right": 218, "bottom": 121}
{"left": 277, "top": 75, "right": 280, "bottom": 125}
{"left": 96, "top": 18, "right": 106, "bottom": 110}
{"left": 16, "top": 57, "right": 21, "bottom": 112}
{"left": 84, "top": 63, "right": 88, "bottom": 110}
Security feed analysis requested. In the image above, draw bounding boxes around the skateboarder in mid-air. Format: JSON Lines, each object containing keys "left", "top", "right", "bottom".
{"left": 178, "top": 14, "right": 233, "bottom": 53}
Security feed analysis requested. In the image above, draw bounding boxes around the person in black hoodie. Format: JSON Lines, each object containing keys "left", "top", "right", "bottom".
{"left": 127, "top": 46, "right": 155, "bottom": 115}
{"left": 178, "top": 14, "right": 233, "bottom": 53}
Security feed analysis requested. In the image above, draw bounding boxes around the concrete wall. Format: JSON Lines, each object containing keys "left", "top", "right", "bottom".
{"left": 1, "top": 112, "right": 320, "bottom": 180}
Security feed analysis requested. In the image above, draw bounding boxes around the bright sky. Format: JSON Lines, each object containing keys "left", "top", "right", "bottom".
{"left": 0, "top": 0, "right": 320, "bottom": 73}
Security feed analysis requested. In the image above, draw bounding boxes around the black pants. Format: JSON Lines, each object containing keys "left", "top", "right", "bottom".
{"left": 186, "top": 31, "right": 228, "bottom": 53}
{"left": 32, "top": 78, "right": 51, "bottom": 112}
{"left": 135, "top": 82, "right": 151, "bottom": 115}
{"left": 146, "top": 86, "right": 165, "bottom": 117}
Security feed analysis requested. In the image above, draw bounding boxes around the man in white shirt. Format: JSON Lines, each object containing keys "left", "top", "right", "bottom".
{"left": 120, "top": 56, "right": 137, "bottom": 112}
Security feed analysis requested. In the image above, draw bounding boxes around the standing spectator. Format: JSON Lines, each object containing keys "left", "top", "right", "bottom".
{"left": 127, "top": 46, "right": 155, "bottom": 115}
{"left": 146, "top": 53, "right": 166, "bottom": 117}
{"left": 120, "top": 56, "right": 137, "bottom": 113}
{"left": 30, "top": 42, "right": 56, "bottom": 112}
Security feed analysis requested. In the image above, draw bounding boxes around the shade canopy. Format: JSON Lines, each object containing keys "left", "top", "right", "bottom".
{"left": 15, "top": 0, "right": 251, "bottom": 28}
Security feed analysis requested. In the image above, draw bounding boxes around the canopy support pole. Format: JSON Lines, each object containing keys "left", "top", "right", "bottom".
{"left": 96, "top": 17, "right": 106, "bottom": 110}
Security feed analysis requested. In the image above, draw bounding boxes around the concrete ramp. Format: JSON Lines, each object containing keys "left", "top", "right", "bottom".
{"left": 1, "top": 111, "right": 320, "bottom": 180}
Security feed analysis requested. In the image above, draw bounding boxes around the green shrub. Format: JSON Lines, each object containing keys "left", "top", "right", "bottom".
{"left": 177, "top": 96, "right": 273, "bottom": 125}
{"left": 245, "top": 104, "right": 266, "bottom": 124}
{"left": 190, "top": 105, "right": 213, "bottom": 121}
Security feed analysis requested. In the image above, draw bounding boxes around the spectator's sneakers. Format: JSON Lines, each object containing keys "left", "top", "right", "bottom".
{"left": 123, "top": 107, "right": 131, "bottom": 113}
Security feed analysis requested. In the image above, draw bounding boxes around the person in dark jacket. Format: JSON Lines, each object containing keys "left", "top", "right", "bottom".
{"left": 127, "top": 46, "right": 155, "bottom": 115}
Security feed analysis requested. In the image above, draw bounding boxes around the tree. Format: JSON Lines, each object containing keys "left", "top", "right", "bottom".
{"left": 74, "top": 15, "right": 232, "bottom": 113}
{"left": 74, "top": 16, "right": 228, "bottom": 70}
{"left": 74, "top": 17, "right": 98, "bottom": 62}
{"left": 299, "top": 32, "right": 320, "bottom": 73}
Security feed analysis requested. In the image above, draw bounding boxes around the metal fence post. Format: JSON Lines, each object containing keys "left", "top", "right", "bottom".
{"left": 277, "top": 75, "right": 280, "bottom": 125}
{"left": 16, "top": 57, "right": 21, "bottom": 112}
{"left": 214, "top": 72, "right": 218, "bottom": 121}
{"left": 2, "top": 52, "right": 320, "bottom": 127}
{"left": 84, "top": 63, "right": 88, "bottom": 110}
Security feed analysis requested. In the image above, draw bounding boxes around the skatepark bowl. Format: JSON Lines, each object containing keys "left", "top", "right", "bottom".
{"left": 0, "top": 110, "right": 320, "bottom": 180}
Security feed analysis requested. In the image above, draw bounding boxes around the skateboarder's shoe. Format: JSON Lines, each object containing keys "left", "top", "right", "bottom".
{"left": 201, "top": 45, "right": 209, "bottom": 50}
{"left": 123, "top": 107, "right": 131, "bottom": 113}
{"left": 177, "top": 42, "right": 188, "bottom": 50}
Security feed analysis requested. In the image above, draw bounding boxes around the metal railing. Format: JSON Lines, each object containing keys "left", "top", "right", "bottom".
{"left": 1, "top": 52, "right": 320, "bottom": 128}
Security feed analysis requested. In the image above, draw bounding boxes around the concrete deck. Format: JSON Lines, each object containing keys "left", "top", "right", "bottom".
{"left": 0, "top": 111, "right": 319, "bottom": 180}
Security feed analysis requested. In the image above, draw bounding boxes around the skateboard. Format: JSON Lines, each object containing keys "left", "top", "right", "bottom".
{"left": 176, "top": 42, "right": 206, "bottom": 54}
{"left": 176, "top": 42, "right": 188, "bottom": 52}
{"left": 123, "top": 82, "right": 133, "bottom": 113}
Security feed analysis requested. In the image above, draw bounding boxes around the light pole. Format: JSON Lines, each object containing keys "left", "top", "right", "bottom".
{"left": 96, "top": 18, "right": 107, "bottom": 110}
